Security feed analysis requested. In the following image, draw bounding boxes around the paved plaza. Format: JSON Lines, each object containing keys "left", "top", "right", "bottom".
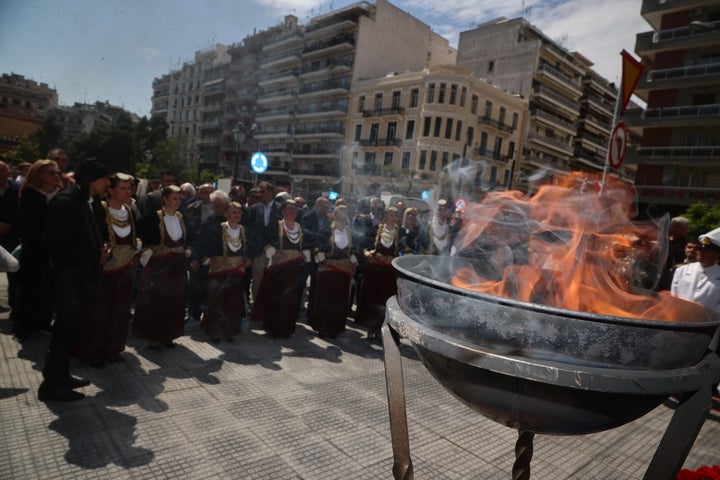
{"left": 1, "top": 285, "right": 719, "bottom": 479}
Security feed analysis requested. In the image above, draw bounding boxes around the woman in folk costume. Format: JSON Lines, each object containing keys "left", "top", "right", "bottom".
{"left": 398, "top": 207, "right": 428, "bottom": 255}
{"left": 355, "top": 205, "right": 401, "bottom": 339}
{"left": 308, "top": 205, "right": 359, "bottom": 338}
{"left": 426, "top": 199, "right": 453, "bottom": 255}
{"left": 134, "top": 185, "right": 189, "bottom": 349}
{"left": 252, "top": 199, "right": 310, "bottom": 337}
{"left": 75, "top": 173, "right": 138, "bottom": 365}
{"left": 194, "top": 201, "right": 253, "bottom": 343}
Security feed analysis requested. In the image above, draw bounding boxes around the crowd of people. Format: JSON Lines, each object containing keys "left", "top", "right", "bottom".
{"left": 0, "top": 154, "right": 466, "bottom": 402}
{"left": 2, "top": 152, "right": 719, "bottom": 402}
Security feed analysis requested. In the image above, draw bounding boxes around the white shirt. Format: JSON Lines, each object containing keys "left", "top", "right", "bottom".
{"left": 671, "top": 262, "right": 720, "bottom": 312}
{"left": 163, "top": 213, "right": 183, "bottom": 242}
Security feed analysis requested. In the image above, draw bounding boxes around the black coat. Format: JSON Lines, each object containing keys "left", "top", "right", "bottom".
{"left": 247, "top": 201, "right": 283, "bottom": 255}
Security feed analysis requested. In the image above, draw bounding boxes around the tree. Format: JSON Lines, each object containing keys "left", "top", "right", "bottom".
{"left": 30, "top": 113, "right": 64, "bottom": 155}
{"left": 71, "top": 111, "right": 136, "bottom": 174}
{"left": 683, "top": 202, "right": 720, "bottom": 240}
{"left": 4, "top": 136, "right": 41, "bottom": 164}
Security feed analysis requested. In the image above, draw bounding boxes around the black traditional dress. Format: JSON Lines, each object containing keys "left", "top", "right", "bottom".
{"left": 75, "top": 202, "right": 137, "bottom": 363}
{"left": 308, "top": 226, "right": 356, "bottom": 337}
{"left": 134, "top": 210, "right": 188, "bottom": 344}
{"left": 199, "top": 222, "right": 250, "bottom": 339}
{"left": 252, "top": 220, "right": 304, "bottom": 336}
{"left": 355, "top": 223, "right": 399, "bottom": 334}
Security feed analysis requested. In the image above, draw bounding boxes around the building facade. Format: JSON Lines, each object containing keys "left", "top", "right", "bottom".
{"left": 626, "top": 0, "right": 720, "bottom": 213}
{"left": 456, "top": 18, "right": 621, "bottom": 189}
{"left": 0, "top": 73, "right": 58, "bottom": 154}
{"left": 345, "top": 65, "right": 527, "bottom": 198}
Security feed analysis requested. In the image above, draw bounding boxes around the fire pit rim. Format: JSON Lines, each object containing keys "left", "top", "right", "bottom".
{"left": 392, "top": 255, "right": 720, "bottom": 330}
{"left": 385, "top": 296, "right": 720, "bottom": 395}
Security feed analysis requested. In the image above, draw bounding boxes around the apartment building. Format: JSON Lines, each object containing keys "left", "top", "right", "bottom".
{"left": 52, "top": 101, "right": 139, "bottom": 143}
{"left": 456, "top": 18, "right": 619, "bottom": 189}
{"left": 235, "top": 0, "right": 456, "bottom": 197}
{"left": 151, "top": 44, "right": 230, "bottom": 170}
{"left": 626, "top": 0, "right": 720, "bottom": 214}
{"left": 345, "top": 65, "right": 527, "bottom": 197}
{"left": 0, "top": 73, "right": 58, "bottom": 154}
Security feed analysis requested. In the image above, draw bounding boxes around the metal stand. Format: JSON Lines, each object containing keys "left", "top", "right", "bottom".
{"left": 381, "top": 296, "right": 720, "bottom": 480}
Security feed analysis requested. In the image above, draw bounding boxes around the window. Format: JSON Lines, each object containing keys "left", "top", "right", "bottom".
{"left": 384, "top": 151, "right": 394, "bottom": 166}
{"left": 484, "top": 100, "right": 492, "bottom": 119}
{"left": 508, "top": 141, "right": 516, "bottom": 160}
{"left": 471, "top": 94, "right": 479, "bottom": 114}
{"left": 488, "top": 60, "right": 494, "bottom": 73}
{"left": 392, "top": 91, "right": 401, "bottom": 111}
{"left": 490, "top": 166, "right": 497, "bottom": 183}
{"left": 493, "top": 136, "right": 503, "bottom": 160}
{"left": 374, "top": 93, "right": 383, "bottom": 114}
{"left": 467, "top": 126, "right": 474, "bottom": 147}
{"left": 433, "top": 117, "right": 442, "bottom": 137}
{"left": 449, "top": 84, "right": 457, "bottom": 105}
{"left": 438, "top": 83, "right": 446, "bottom": 103}
{"left": 504, "top": 170, "right": 510, "bottom": 187}
{"left": 430, "top": 150, "right": 438, "bottom": 171}
{"left": 401, "top": 151, "right": 411, "bottom": 169}
{"left": 352, "top": 151, "right": 359, "bottom": 169}
{"left": 405, "top": 120, "right": 415, "bottom": 140}
{"left": 427, "top": 83, "right": 435, "bottom": 103}
{"left": 410, "top": 88, "right": 419, "bottom": 108}
{"left": 369, "top": 123, "right": 379, "bottom": 144}
{"left": 358, "top": 95, "right": 365, "bottom": 113}
{"left": 419, "top": 150, "right": 427, "bottom": 170}
{"left": 387, "top": 122, "right": 397, "bottom": 143}
{"left": 423, "top": 117, "right": 431, "bottom": 136}
{"left": 460, "top": 86, "right": 467, "bottom": 107}
{"left": 364, "top": 152, "right": 376, "bottom": 173}
{"left": 499, "top": 107, "right": 506, "bottom": 129}
{"left": 455, "top": 120, "right": 462, "bottom": 142}
{"left": 441, "top": 151, "right": 449, "bottom": 169}
{"left": 354, "top": 124, "right": 362, "bottom": 142}
{"left": 512, "top": 112, "right": 519, "bottom": 131}
{"left": 445, "top": 118, "right": 453, "bottom": 139}
{"left": 479, "top": 131, "right": 488, "bottom": 156}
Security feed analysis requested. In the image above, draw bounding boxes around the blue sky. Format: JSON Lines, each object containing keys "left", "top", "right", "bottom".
{"left": 1, "top": 0, "right": 647, "bottom": 118}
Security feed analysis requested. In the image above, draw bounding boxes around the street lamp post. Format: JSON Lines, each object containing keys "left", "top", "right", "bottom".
{"left": 231, "top": 122, "right": 247, "bottom": 182}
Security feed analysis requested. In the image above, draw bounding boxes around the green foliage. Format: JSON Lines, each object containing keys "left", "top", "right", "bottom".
{"left": 683, "top": 202, "right": 720, "bottom": 240}
{"left": 3, "top": 137, "right": 41, "bottom": 164}
{"left": 198, "top": 169, "right": 220, "bottom": 184}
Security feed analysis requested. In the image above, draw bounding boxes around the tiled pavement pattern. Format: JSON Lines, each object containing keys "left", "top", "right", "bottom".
{"left": 1, "top": 298, "right": 719, "bottom": 477}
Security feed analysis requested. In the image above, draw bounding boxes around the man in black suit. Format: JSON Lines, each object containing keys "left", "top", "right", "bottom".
{"left": 247, "top": 181, "right": 283, "bottom": 302}
{"left": 138, "top": 170, "right": 175, "bottom": 219}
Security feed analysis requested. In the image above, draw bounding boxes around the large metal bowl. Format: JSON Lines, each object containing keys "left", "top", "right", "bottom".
{"left": 387, "top": 255, "right": 720, "bottom": 435}
{"left": 393, "top": 255, "right": 720, "bottom": 370}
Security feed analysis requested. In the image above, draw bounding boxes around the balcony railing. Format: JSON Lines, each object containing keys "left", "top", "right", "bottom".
{"left": 537, "top": 63, "right": 583, "bottom": 93}
{"left": 289, "top": 166, "right": 340, "bottom": 176}
{"left": 635, "top": 185, "right": 720, "bottom": 202}
{"left": 532, "top": 86, "right": 580, "bottom": 114}
{"left": 299, "top": 79, "right": 350, "bottom": 95}
{"left": 636, "top": 145, "right": 720, "bottom": 158}
{"left": 297, "top": 103, "right": 348, "bottom": 115}
{"left": 642, "top": 103, "right": 720, "bottom": 120}
{"left": 477, "top": 115, "right": 515, "bottom": 133}
{"left": 362, "top": 107, "right": 404, "bottom": 117}
{"left": 354, "top": 164, "right": 382, "bottom": 176}
{"left": 295, "top": 126, "right": 345, "bottom": 135}
{"left": 533, "top": 109, "right": 577, "bottom": 134}
{"left": 651, "top": 20, "right": 720, "bottom": 43}
{"left": 303, "top": 35, "right": 355, "bottom": 55}
{"left": 358, "top": 138, "right": 401, "bottom": 147}
{"left": 527, "top": 132, "right": 574, "bottom": 154}
{"left": 647, "top": 62, "right": 720, "bottom": 82}
{"left": 474, "top": 149, "right": 511, "bottom": 162}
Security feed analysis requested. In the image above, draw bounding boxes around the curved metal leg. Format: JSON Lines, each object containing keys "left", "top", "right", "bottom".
{"left": 382, "top": 322, "right": 414, "bottom": 480}
{"left": 512, "top": 430, "right": 534, "bottom": 480}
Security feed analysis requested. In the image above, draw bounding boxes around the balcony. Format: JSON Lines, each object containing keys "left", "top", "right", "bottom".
{"left": 201, "top": 103, "right": 224, "bottom": 114}
{"left": 296, "top": 103, "right": 348, "bottom": 119}
{"left": 199, "top": 119, "right": 223, "bottom": 131}
{"left": 635, "top": 185, "right": 720, "bottom": 204}
{"left": 262, "top": 30, "right": 303, "bottom": 53}
{"left": 527, "top": 131, "right": 575, "bottom": 156}
{"left": 636, "top": 21, "right": 720, "bottom": 56}
{"left": 626, "top": 145, "right": 720, "bottom": 166}
{"left": 258, "top": 69, "right": 299, "bottom": 88}
{"left": 289, "top": 164, "right": 340, "bottom": 177}
{"left": 295, "top": 126, "right": 345, "bottom": 137}
{"left": 256, "top": 89, "right": 297, "bottom": 105}
{"left": 358, "top": 137, "right": 401, "bottom": 147}
{"left": 579, "top": 114, "right": 612, "bottom": 133}
{"left": 535, "top": 63, "right": 583, "bottom": 97}
{"left": 532, "top": 86, "right": 580, "bottom": 116}
{"left": 298, "top": 79, "right": 350, "bottom": 98}
{"left": 260, "top": 50, "right": 301, "bottom": 70}
{"left": 292, "top": 144, "right": 341, "bottom": 157}
{"left": 354, "top": 164, "right": 382, "bottom": 176}
{"left": 255, "top": 107, "right": 296, "bottom": 122}
{"left": 305, "top": 19, "right": 358, "bottom": 40}
{"left": 477, "top": 115, "right": 515, "bottom": 134}
{"left": 532, "top": 109, "right": 577, "bottom": 135}
{"left": 197, "top": 137, "right": 220, "bottom": 147}
{"left": 474, "top": 149, "right": 511, "bottom": 162}
{"left": 575, "top": 132, "right": 606, "bottom": 150}
{"left": 361, "top": 107, "right": 404, "bottom": 118}
{"left": 302, "top": 35, "right": 355, "bottom": 59}
{"left": 625, "top": 103, "right": 720, "bottom": 129}
{"left": 637, "top": 62, "right": 720, "bottom": 92}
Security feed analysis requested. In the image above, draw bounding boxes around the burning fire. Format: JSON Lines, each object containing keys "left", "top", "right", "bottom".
{"left": 451, "top": 172, "right": 710, "bottom": 322}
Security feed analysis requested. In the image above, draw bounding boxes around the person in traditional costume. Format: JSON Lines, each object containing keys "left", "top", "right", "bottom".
{"left": 308, "top": 205, "right": 359, "bottom": 338}
{"left": 398, "top": 207, "right": 428, "bottom": 255}
{"left": 74, "top": 173, "right": 138, "bottom": 366}
{"left": 134, "top": 185, "right": 188, "bottom": 349}
{"left": 424, "top": 198, "right": 453, "bottom": 255}
{"left": 355, "top": 206, "right": 401, "bottom": 340}
{"left": 13, "top": 159, "right": 63, "bottom": 341}
{"left": 252, "top": 199, "right": 310, "bottom": 337}
{"left": 39, "top": 159, "right": 112, "bottom": 401}
{"left": 193, "top": 201, "right": 253, "bottom": 342}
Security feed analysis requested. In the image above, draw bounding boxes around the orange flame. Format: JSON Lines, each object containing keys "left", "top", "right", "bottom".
{"left": 451, "top": 172, "right": 710, "bottom": 323}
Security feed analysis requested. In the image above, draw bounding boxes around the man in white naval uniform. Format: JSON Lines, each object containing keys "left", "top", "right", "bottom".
{"left": 671, "top": 227, "right": 720, "bottom": 314}
{"left": 671, "top": 226, "right": 720, "bottom": 404}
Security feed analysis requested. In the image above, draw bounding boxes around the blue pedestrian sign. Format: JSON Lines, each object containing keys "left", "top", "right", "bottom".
{"left": 421, "top": 189, "right": 431, "bottom": 201}
{"left": 250, "top": 152, "right": 268, "bottom": 174}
